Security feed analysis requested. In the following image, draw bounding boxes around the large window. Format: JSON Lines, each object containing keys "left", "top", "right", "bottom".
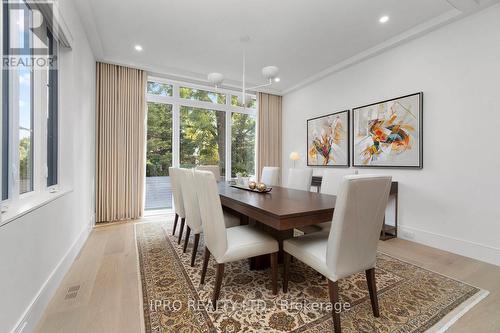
{"left": 231, "top": 113, "right": 255, "bottom": 177}
{"left": 145, "top": 78, "right": 257, "bottom": 185}
{"left": 146, "top": 102, "right": 173, "bottom": 177}
{"left": 231, "top": 94, "right": 257, "bottom": 109}
{"left": 180, "top": 106, "right": 226, "bottom": 175}
{"left": 18, "top": 63, "right": 33, "bottom": 194}
{"left": 147, "top": 81, "right": 172, "bottom": 97}
{"left": 180, "top": 86, "right": 226, "bottom": 104}
{"left": 1, "top": 2, "right": 60, "bottom": 212}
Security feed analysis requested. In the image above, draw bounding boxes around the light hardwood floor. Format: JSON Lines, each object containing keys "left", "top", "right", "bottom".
{"left": 36, "top": 213, "right": 500, "bottom": 332}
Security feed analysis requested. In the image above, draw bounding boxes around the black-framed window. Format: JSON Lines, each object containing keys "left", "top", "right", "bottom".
{"left": 47, "top": 28, "right": 58, "bottom": 186}
{"left": 2, "top": 1, "right": 10, "bottom": 200}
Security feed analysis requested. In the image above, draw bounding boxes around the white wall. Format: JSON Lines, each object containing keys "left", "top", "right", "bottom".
{"left": 282, "top": 4, "right": 500, "bottom": 266}
{"left": 0, "top": 0, "right": 96, "bottom": 331}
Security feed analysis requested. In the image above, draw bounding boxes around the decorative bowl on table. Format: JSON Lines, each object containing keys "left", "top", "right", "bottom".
{"left": 230, "top": 181, "right": 272, "bottom": 193}
{"left": 256, "top": 183, "right": 267, "bottom": 192}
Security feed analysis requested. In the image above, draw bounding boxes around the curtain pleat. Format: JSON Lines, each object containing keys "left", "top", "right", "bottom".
{"left": 257, "top": 92, "right": 282, "bottom": 184}
{"left": 95, "top": 62, "right": 146, "bottom": 223}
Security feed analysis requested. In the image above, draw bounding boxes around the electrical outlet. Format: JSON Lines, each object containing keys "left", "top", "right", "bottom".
{"left": 293, "top": 229, "right": 304, "bottom": 237}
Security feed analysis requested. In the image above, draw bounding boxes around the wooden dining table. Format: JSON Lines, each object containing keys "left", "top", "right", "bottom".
{"left": 218, "top": 182, "right": 336, "bottom": 269}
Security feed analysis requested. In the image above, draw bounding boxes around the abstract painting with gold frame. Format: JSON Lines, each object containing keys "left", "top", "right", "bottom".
{"left": 307, "top": 110, "right": 350, "bottom": 167}
{"left": 352, "top": 92, "right": 423, "bottom": 168}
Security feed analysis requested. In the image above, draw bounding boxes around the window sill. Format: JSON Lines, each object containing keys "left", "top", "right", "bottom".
{"left": 0, "top": 188, "right": 73, "bottom": 227}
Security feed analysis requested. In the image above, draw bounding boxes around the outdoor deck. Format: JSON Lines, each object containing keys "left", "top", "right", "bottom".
{"left": 145, "top": 176, "right": 173, "bottom": 210}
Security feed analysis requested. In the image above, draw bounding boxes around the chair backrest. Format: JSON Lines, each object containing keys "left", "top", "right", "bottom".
{"left": 287, "top": 168, "right": 313, "bottom": 191}
{"left": 177, "top": 168, "right": 202, "bottom": 233}
{"left": 193, "top": 170, "right": 228, "bottom": 261}
{"left": 196, "top": 165, "right": 221, "bottom": 181}
{"left": 261, "top": 166, "right": 280, "bottom": 186}
{"left": 168, "top": 167, "right": 185, "bottom": 218}
{"left": 320, "top": 170, "right": 352, "bottom": 196}
{"left": 326, "top": 175, "right": 392, "bottom": 281}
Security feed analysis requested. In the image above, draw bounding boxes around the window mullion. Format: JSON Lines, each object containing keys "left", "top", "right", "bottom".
{"left": 33, "top": 25, "right": 47, "bottom": 194}
{"left": 172, "top": 84, "right": 180, "bottom": 168}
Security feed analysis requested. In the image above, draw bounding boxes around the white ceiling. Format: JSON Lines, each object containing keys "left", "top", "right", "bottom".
{"left": 75, "top": 0, "right": 499, "bottom": 94}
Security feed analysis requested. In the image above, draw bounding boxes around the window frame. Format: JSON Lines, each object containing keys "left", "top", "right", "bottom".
{"left": 46, "top": 28, "right": 58, "bottom": 187}
{"left": 146, "top": 77, "right": 258, "bottom": 181}
{"left": 2, "top": 0, "right": 10, "bottom": 201}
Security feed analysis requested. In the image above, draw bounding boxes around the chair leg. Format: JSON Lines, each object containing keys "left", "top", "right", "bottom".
{"left": 191, "top": 234, "right": 200, "bottom": 267}
{"left": 283, "top": 252, "right": 290, "bottom": 293}
{"left": 270, "top": 252, "right": 278, "bottom": 295}
{"left": 200, "top": 246, "right": 210, "bottom": 284}
{"left": 183, "top": 226, "right": 191, "bottom": 253}
{"left": 172, "top": 213, "right": 179, "bottom": 235}
{"left": 177, "top": 218, "right": 185, "bottom": 245}
{"left": 212, "top": 263, "right": 225, "bottom": 309}
{"left": 328, "top": 280, "right": 341, "bottom": 333}
{"left": 365, "top": 268, "right": 380, "bottom": 317}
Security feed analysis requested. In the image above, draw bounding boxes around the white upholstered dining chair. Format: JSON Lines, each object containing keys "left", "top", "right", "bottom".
{"left": 320, "top": 170, "right": 349, "bottom": 196}
{"left": 196, "top": 165, "right": 221, "bottom": 181}
{"left": 287, "top": 168, "right": 313, "bottom": 191}
{"left": 168, "top": 167, "right": 186, "bottom": 244}
{"left": 194, "top": 170, "right": 279, "bottom": 308}
{"left": 317, "top": 170, "right": 354, "bottom": 231}
{"left": 177, "top": 168, "right": 240, "bottom": 266}
{"left": 283, "top": 175, "right": 392, "bottom": 333}
{"left": 261, "top": 166, "right": 280, "bottom": 186}
{"left": 177, "top": 168, "right": 203, "bottom": 266}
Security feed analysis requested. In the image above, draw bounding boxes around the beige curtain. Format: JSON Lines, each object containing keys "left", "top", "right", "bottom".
{"left": 257, "top": 93, "right": 282, "bottom": 183}
{"left": 95, "top": 62, "right": 146, "bottom": 223}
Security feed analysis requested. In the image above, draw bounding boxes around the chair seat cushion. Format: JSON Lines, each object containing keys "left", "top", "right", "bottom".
{"left": 221, "top": 225, "right": 279, "bottom": 263}
{"left": 283, "top": 231, "right": 332, "bottom": 279}
{"left": 223, "top": 212, "right": 241, "bottom": 228}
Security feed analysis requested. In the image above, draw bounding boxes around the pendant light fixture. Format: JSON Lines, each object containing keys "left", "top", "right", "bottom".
{"left": 207, "top": 36, "right": 280, "bottom": 107}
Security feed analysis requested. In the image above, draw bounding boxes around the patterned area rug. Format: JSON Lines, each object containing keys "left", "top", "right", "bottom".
{"left": 135, "top": 220, "right": 487, "bottom": 333}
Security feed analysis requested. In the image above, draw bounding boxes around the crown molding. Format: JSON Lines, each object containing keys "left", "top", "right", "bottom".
{"left": 99, "top": 58, "right": 283, "bottom": 95}
{"left": 74, "top": 0, "right": 104, "bottom": 59}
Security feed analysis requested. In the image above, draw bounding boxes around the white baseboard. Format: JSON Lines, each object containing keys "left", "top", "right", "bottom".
{"left": 399, "top": 225, "right": 500, "bottom": 267}
{"left": 11, "top": 223, "right": 92, "bottom": 333}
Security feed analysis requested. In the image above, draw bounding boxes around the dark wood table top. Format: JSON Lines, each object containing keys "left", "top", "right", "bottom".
{"left": 218, "top": 182, "right": 336, "bottom": 231}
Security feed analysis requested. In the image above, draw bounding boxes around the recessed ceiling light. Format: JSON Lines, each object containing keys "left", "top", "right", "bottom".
{"left": 274, "top": 77, "right": 281, "bottom": 82}
{"left": 379, "top": 16, "right": 389, "bottom": 24}
{"left": 134, "top": 45, "right": 143, "bottom": 51}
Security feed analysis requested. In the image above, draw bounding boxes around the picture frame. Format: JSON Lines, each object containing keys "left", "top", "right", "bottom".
{"left": 307, "top": 110, "right": 350, "bottom": 167}
{"left": 352, "top": 92, "right": 423, "bottom": 168}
